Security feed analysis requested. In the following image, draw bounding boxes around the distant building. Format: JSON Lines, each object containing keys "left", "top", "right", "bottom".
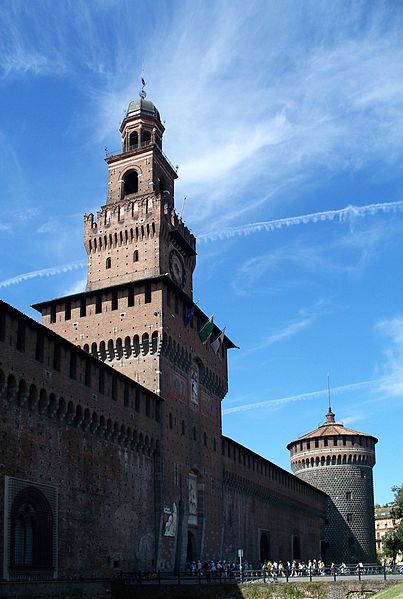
{"left": 375, "top": 505, "right": 402, "bottom": 562}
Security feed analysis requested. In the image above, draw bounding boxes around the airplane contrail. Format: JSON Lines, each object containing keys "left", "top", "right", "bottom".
{"left": 222, "top": 377, "right": 384, "bottom": 415}
{"left": 2, "top": 200, "right": 403, "bottom": 289}
{"left": 0, "top": 260, "right": 86, "bottom": 289}
{"left": 199, "top": 200, "right": 403, "bottom": 242}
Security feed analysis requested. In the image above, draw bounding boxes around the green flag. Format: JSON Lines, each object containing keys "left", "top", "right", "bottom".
{"left": 198, "top": 315, "right": 214, "bottom": 344}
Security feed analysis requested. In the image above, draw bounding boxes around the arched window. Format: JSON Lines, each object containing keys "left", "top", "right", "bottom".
{"left": 129, "top": 131, "right": 138, "bottom": 149}
{"left": 151, "top": 331, "right": 158, "bottom": 354}
{"left": 133, "top": 250, "right": 139, "bottom": 262}
{"left": 106, "top": 257, "right": 111, "bottom": 269}
{"left": 122, "top": 170, "right": 138, "bottom": 196}
{"left": 10, "top": 487, "right": 53, "bottom": 570}
{"left": 142, "top": 129, "right": 151, "bottom": 144}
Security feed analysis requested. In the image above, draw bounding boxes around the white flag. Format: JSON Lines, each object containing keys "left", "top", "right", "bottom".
{"left": 210, "top": 328, "right": 225, "bottom": 355}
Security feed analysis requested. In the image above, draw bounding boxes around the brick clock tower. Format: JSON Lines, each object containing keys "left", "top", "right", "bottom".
{"left": 34, "top": 91, "right": 235, "bottom": 569}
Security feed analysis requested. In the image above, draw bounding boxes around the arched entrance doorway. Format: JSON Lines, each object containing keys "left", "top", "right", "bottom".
{"left": 186, "top": 530, "right": 195, "bottom": 563}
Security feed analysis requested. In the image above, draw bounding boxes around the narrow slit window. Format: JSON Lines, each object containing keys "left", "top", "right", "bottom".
{"left": 145, "top": 283, "right": 152, "bottom": 304}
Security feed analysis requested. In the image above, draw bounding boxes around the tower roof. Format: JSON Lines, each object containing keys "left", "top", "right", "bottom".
{"left": 286, "top": 409, "right": 378, "bottom": 448}
{"left": 126, "top": 97, "right": 161, "bottom": 121}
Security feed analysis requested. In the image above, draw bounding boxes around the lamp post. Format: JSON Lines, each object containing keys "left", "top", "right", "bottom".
{"left": 238, "top": 549, "right": 244, "bottom": 583}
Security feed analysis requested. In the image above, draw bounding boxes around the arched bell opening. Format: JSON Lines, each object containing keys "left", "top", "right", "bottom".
{"left": 129, "top": 131, "right": 138, "bottom": 149}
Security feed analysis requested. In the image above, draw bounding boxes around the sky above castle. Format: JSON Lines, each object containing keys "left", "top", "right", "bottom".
{"left": 1, "top": 0, "right": 402, "bottom": 505}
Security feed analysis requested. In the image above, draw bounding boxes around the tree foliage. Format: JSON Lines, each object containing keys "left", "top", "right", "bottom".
{"left": 383, "top": 484, "right": 403, "bottom": 562}
{"left": 383, "top": 525, "right": 403, "bottom": 562}
{"left": 391, "top": 484, "right": 403, "bottom": 520}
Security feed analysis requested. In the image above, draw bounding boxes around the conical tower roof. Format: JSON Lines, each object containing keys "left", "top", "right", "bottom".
{"left": 286, "top": 408, "right": 378, "bottom": 449}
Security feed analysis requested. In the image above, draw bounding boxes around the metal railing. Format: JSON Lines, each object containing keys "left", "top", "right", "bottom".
{"left": 106, "top": 142, "right": 177, "bottom": 174}
{"left": 113, "top": 564, "right": 403, "bottom": 586}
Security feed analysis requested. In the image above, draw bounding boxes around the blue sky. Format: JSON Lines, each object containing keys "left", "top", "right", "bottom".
{"left": 1, "top": 0, "right": 402, "bottom": 505}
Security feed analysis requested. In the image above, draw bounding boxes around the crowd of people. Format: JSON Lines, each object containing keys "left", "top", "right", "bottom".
{"left": 184, "top": 558, "right": 336, "bottom": 580}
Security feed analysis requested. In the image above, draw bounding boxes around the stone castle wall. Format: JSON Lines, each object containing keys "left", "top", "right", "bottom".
{"left": 0, "top": 301, "right": 161, "bottom": 578}
{"left": 221, "top": 437, "right": 326, "bottom": 563}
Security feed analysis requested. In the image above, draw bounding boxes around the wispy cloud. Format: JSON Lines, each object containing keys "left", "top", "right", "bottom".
{"left": 63, "top": 277, "right": 87, "bottom": 296}
{"left": 3, "top": 2, "right": 403, "bottom": 225}
{"left": 0, "top": 260, "right": 86, "bottom": 289}
{"left": 375, "top": 316, "right": 403, "bottom": 398}
{"left": 246, "top": 300, "right": 330, "bottom": 352}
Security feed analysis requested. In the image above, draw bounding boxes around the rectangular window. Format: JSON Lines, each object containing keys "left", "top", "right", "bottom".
{"left": 346, "top": 513, "right": 353, "bottom": 523}
{"left": 98, "top": 368, "right": 105, "bottom": 394}
{"left": 128, "top": 287, "right": 135, "bottom": 307}
{"left": 95, "top": 295, "right": 102, "bottom": 314}
{"left": 65, "top": 301, "right": 71, "bottom": 321}
{"left": 307, "top": 441, "right": 310, "bottom": 449}
{"left": 111, "top": 377, "right": 117, "bottom": 400}
{"left": 69, "top": 352, "right": 77, "bottom": 379}
{"left": 145, "top": 283, "right": 152, "bottom": 304}
{"left": 333, "top": 436, "right": 338, "bottom": 446}
{"left": 16, "top": 321, "right": 25, "bottom": 352}
{"left": 84, "top": 360, "right": 91, "bottom": 387}
{"left": 346, "top": 491, "right": 352, "bottom": 500}
{"left": 53, "top": 343, "right": 61, "bottom": 370}
{"left": 35, "top": 332, "right": 44, "bottom": 362}
{"left": 124, "top": 383, "right": 130, "bottom": 406}
{"left": 315, "top": 439, "right": 319, "bottom": 448}
{"left": 343, "top": 437, "right": 347, "bottom": 446}
{"left": 0, "top": 310, "right": 5, "bottom": 341}
{"left": 111, "top": 291, "right": 118, "bottom": 311}
{"left": 324, "top": 438, "right": 328, "bottom": 447}
{"left": 80, "top": 297, "right": 86, "bottom": 317}
{"left": 50, "top": 305, "right": 56, "bottom": 324}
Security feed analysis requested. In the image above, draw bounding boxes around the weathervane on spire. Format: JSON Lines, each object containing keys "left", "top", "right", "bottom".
{"left": 139, "top": 69, "right": 147, "bottom": 99}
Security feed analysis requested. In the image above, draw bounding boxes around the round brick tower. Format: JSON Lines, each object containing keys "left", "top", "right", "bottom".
{"left": 287, "top": 407, "right": 378, "bottom": 564}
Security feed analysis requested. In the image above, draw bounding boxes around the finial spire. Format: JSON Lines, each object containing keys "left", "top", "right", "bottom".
{"left": 325, "top": 374, "right": 335, "bottom": 423}
{"left": 327, "top": 373, "right": 331, "bottom": 412}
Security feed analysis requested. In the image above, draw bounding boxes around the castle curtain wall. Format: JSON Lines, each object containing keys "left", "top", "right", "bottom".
{"left": 221, "top": 438, "right": 326, "bottom": 563}
{"left": 0, "top": 302, "right": 161, "bottom": 579}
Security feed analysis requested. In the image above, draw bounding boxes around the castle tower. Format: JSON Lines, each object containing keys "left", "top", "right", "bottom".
{"left": 33, "top": 90, "right": 236, "bottom": 569}
{"left": 287, "top": 407, "right": 377, "bottom": 563}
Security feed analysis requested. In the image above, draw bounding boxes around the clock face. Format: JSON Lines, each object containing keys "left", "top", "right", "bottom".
{"left": 169, "top": 249, "right": 186, "bottom": 288}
